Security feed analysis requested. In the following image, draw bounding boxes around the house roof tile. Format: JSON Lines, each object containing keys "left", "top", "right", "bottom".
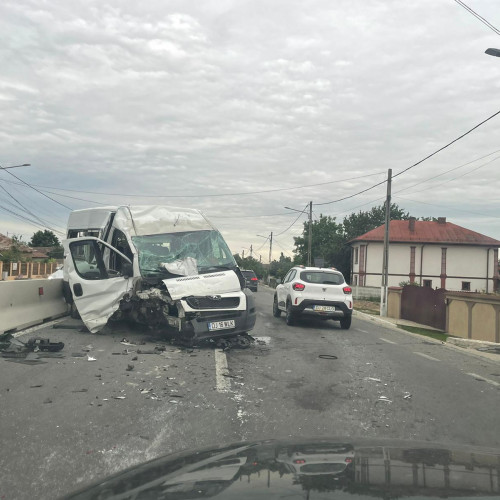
{"left": 350, "top": 220, "right": 500, "bottom": 246}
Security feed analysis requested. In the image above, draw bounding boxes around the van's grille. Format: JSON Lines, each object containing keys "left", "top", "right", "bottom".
{"left": 186, "top": 296, "right": 240, "bottom": 309}
{"left": 196, "top": 311, "right": 242, "bottom": 321}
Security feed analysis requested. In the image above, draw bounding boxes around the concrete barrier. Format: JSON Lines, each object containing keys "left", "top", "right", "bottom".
{"left": 0, "top": 279, "right": 68, "bottom": 334}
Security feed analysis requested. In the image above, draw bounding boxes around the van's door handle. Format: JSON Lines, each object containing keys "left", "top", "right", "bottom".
{"left": 73, "top": 283, "right": 83, "bottom": 297}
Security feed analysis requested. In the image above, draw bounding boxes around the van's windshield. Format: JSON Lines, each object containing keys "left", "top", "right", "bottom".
{"left": 132, "top": 230, "right": 237, "bottom": 278}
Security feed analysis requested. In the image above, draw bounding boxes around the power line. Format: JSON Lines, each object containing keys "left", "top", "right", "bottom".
{"left": 255, "top": 237, "right": 269, "bottom": 253}
{"left": 453, "top": 0, "right": 500, "bottom": 36}
{"left": 315, "top": 109, "right": 500, "bottom": 207}
{"left": 0, "top": 165, "right": 72, "bottom": 210}
{"left": 274, "top": 203, "right": 309, "bottom": 236}
{"left": 0, "top": 182, "right": 60, "bottom": 233}
{"left": 394, "top": 195, "right": 500, "bottom": 219}
{"left": 0, "top": 202, "right": 65, "bottom": 234}
{"left": 393, "top": 149, "right": 500, "bottom": 195}
{"left": 0, "top": 171, "right": 384, "bottom": 200}
{"left": 393, "top": 109, "right": 500, "bottom": 179}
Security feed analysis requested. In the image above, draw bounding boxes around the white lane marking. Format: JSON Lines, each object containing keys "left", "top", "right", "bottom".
{"left": 12, "top": 318, "right": 67, "bottom": 338}
{"left": 215, "top": 349, "right": 231, "bottom": 392}
{"left": 414, "top": 352, "right": 440, "bottom": 362}
{"left": 466, "top": 373, "right": 500, "bottom": 387}
{"left": 379, "top": 338, "right": 396, "bottom": 344}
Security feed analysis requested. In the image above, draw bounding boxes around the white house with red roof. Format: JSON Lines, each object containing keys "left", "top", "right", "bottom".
{"left": 349, "top": 217, "right": 500, "bottom": 292}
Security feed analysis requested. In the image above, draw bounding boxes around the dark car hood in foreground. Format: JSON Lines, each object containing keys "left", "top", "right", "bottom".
{"left": 62, "top": 437, "right": 500, "bottom": 499}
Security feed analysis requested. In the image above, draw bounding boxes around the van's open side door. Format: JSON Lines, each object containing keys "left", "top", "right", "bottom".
{"left": 63, "top": 237, "right": 134, "bottom": 333}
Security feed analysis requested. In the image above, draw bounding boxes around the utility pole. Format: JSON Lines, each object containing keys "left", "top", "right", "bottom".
{"left": 380, "top": 169, "right": 392, "bottom": 317}
{"left": 308, "top": 201, "right": 312, "bottom": 266}
{"left": 250, "top": 244, "right": 253, "bottom": 258}
{"left": 269, "top": 232, "right": 273, "bottom": 265}
{"left": 242, "top": 249, "right": 245, "bottom": 259}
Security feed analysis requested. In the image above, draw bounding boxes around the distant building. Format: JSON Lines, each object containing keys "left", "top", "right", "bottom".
{"left": 349, "top": 217, "right": 500, "bottom": 292}
{"left": 0, "top": 233, "right": 33, "bottom": 259}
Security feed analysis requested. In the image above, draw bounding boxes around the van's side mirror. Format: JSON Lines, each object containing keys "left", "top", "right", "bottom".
{"left": 122, "top": 262, "right": 133, "bottom": 278}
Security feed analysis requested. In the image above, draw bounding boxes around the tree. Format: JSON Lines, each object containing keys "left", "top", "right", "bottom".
{"left": 293, "top": 215, "right": 345, "bottom": 271}
{"left": 269, "top": 252, "right": 293, "bottom": 281}
{"left": 233, "top": 254, "right": 266, "bottom": 279}
{"left": 29, "top": 230, "right": 60, "bottom": 247}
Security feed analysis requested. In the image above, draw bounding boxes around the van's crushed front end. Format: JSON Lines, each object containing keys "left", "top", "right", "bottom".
{"left": 119, "top": 269, "right": 256, "bottom": 342}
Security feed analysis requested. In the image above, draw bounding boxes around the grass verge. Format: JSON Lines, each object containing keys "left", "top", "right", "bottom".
{"left": 398, "top": 325, "right": 448, "bottom": 342}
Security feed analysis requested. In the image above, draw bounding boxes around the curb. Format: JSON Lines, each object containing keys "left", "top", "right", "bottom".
{"left": 353, "top": 310, "right": 500, "bottom": 364}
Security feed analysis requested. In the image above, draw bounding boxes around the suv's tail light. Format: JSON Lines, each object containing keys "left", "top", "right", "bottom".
{"left": 343, "top": 286, "right": 352, "bottom": 294}
{"left": 345, "top": 457, "right": 353, "bottom": 464}
{"left": 250, "top": 277, "right": 258, "bottom": 281}
{"left": 294, "top": 459, "right": 306, "bottom": 464}
{"left": 292, "top": 282, "right": 305, "bottom": 291}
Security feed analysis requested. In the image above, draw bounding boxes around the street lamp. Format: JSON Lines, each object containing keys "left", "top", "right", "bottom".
{"left": 485, "top": 48, "right": 500, "bottom": 57}
{"left": 0, "top": 163, "right": 31, "bottom": 170}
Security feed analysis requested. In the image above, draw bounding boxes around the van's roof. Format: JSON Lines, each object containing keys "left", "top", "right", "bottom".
{"left": 116, "top": 206, "right": 215, "bottom": 236}
{"left": 67, "top": 206, "right": 118, "bottom": 230}
{"left": 67, "top": 205, "right": 217, "bottom": 236}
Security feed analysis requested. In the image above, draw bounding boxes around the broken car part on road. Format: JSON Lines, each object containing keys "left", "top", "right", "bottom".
{"left": 62, "top": 206, "right": 256, "bottom": 344}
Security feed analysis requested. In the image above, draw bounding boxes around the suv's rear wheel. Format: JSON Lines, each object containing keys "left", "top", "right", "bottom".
{"left": 273, "top": 295, "right": 281, "bottom": 317}
{"left": 340, "top": 315, "right": 351, "bottom": 330}
{"left": 285, "top": 302, "right": 296, "bottom": 326}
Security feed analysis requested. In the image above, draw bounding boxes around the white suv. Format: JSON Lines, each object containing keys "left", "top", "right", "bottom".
{"left": 273, "top": 266, "right": 353, "bottom": 329}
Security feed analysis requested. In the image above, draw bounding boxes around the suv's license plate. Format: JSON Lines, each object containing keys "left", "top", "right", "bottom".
{"left": 314, "top": 305, "right": 336, "bottom": 312}
{"left": 208, "top": 320, "right": 235, "bottom": 331}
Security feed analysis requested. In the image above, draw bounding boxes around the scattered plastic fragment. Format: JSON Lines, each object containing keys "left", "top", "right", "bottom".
{"left": 377, "top": 396, "right": 392, "bottom": 403}
{"left": 318, "top": 355, "right": 338, "bottom": 360}
{"left": 113, "top": 396, "right": 126, "bottom": 400}
{"left": 365, "top": 377, "right": 381, "bottom": 382}
{"left": 30, "top": 384, "right": 43, "bottom": 388}
{"left": 72, "top": 389, "right": 88, "bottom": 393}
{"left": 126, "top": 364, "right": 134, "bottom": 371}
{"left": 403, "top": 392, "right": 412, "bottom": 399}
{"left": 169, "top": 400, "right": 179, "bottom": 404}
{"left": 132, "top": 356, "right": 138, "bottom": 361}
{"left": 87, "top": 356, "right": 97, "bottom": 361}
{"left": 120, "top": 339, "right": 136, "bottom": 346}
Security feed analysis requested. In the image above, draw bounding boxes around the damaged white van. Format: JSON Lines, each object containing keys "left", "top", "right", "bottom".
{"left": 62, "top": 206, "right": 256, "bottom": 342}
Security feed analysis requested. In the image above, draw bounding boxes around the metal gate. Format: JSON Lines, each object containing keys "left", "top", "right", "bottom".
{"left": 401, "top": 286, "right": 446, "bottom": 331}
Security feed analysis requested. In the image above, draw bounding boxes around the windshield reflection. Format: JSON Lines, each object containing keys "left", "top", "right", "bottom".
{"left": 64, "top": 439, "right": 500, "bottom": 499}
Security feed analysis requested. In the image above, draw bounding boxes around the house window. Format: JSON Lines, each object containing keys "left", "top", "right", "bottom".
{"left": 461, "top": 281, "right": 471, "bottom": 291}
{"left": 423, "top": 280, "right": 432, "bottom": 288}
{"left": 354, "top": 248, "right": 359, "bottom": 265}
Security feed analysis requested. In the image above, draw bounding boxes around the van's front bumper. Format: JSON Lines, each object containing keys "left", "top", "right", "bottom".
{"left": 179, "top": 289, "right": 256, "bottom": 341}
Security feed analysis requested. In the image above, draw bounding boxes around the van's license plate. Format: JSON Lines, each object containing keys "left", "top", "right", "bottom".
{"left": 208, "top": 320, "right": 236, "bottom": 331}
{"left": 314, "top": 305, "right": 336, "bottom": 312}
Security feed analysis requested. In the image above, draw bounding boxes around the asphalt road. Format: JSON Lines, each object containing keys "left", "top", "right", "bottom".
{"left": 1, "top": 286, "right": 499, "bottom": 499}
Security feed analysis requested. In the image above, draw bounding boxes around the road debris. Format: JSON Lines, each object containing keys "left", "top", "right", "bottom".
{"left": 72, "top": 389, "right": 88, "bottom": 393}
{"left": 113, "top": 396, "right": 126, "bottom": 400}
{"left": 43, "top": 398, "right": 52, "bottom": 404}
{"left": 87, "top": 355, "right": 97, "bottom": 361}
{"left": 377, "top": 396, "right": 392, "bottom": 404}
{"left": 126, "top": 364, "right": 134, "bottom": 371}
{"left": 71, "top": 352, "right": 86, "bottom": 357}
{"left": 26, "top": 337, "right": 64, "bottom": 352}
{"left": 132, "top": 356, "right": 138, "bottom": 361}
{"left": 318, "top": 354, "right": 338, "bottom": 360}
{"left": 120, "top": 339, "right": 136, "bottom": 346}
{"left": 403, "top": 392, "right": 412, "bottom": 399}
{"left": 30, "top": 384, "right": 43, "bottom": 388}
{"left": 365, "top": 377, "right": 382, "bottom": 382}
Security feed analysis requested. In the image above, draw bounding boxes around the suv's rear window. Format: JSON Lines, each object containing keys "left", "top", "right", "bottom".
{"left": 300, "top": 271, "right": 344, "bottom": 285}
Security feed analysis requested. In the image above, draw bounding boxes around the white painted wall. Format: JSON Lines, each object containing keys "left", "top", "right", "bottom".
{"left": 0, "top": 279, "right": 68, "bottom": 334}
{"left": 351, "top": 242, "right": 498, "bottom": 291}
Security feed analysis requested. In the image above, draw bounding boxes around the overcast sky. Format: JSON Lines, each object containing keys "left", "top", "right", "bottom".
{"left": 1, "top": 0, "right": 500, "bottom": 259}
